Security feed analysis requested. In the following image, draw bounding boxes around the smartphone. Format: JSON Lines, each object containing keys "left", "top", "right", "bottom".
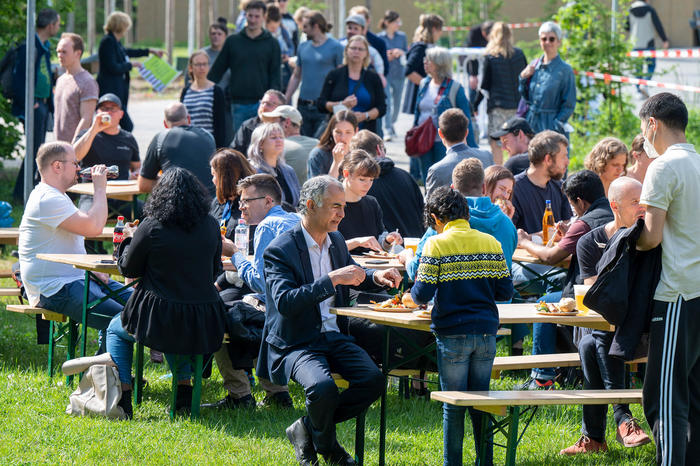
{"left": 99, "top": 259, "right": 116, "bottom": 264}
{"left": 365, "top": 259, "right": 389, "bottom": 265}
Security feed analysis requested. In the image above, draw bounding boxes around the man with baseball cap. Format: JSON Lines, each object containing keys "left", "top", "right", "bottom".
{"left": 72, "top": 93, "right": 141, "bottom": 216}
{"left": 341, "top": 14, "right": 385, "bottom": 79}
{"left": 263, "top": 105, "right": 319, "bottom": 185}
{"left": 490, "top": 117, "right": 535, "bottom": 176}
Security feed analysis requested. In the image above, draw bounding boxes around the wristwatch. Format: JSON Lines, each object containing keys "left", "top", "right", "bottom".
{"left": 365, "top": 112, "right": 370, "bottom": 121}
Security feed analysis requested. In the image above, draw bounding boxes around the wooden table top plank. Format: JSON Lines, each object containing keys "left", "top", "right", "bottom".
{"left": 1, "top": 227, "right": 115, "bottom": 245}
{"left": 332, "top": 303, "right": 614, "bottom": 332}
{"left": 67, "top": 181, "right": 143, "bottom": 201}
{"left": 36, "top": 253, "right": 119, "bottom": 273}
{"left": 431, "top": 389, "right": 643, "bottom": 408}
{"left": 351, "top": 255, "right": 405, "bottom": 271}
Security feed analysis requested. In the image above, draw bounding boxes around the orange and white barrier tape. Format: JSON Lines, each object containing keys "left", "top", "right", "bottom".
{"left": 574, "top": 70, "right": 700, "bottom": 93}
{"left": 443, "top": 22, "right": 542, "bottom": 32}
{"left": 627, "top": 48, "right": 700, "bottom": 59}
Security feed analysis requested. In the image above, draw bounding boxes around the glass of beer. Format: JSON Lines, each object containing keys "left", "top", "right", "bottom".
{"left": 574, "top": 284, "right": 592, "bottom": 315}
{"left": 404, "top": 238, "right": 419, "bottom": 254}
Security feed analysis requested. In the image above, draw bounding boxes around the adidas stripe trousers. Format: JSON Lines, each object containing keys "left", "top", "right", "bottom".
{"left": 643, "top": 296, "right": 700, "bottom": 465}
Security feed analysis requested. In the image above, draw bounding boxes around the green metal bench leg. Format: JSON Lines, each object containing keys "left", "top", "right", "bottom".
{"left": 479, "top": 413, "right": 489, "bottom": 465}
{"left": 355, "top": 409, "right": 366, "bottom": 465}
{"left": 504, "top": 407, "right": 520, "bottom": 466}
{"left": 191, "top": 355, "right": 203, "bottom": 420}
{"left": 48, "top": 320, "right": 55, "bottom": 378}
{"left": 169, "top": 355, "right": 180, "bottom": 420}
{"left": 66, "top": 319, "right": 78, "bottom": 386}
{"left": 134, "top": 342, "right": 144, "bottom": 405}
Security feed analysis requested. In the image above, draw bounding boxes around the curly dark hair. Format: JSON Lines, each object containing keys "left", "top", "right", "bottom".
{"left": 142, "top": 167, "right": 210, "bottom": 231}
{"left": 424, "top": 186, "right": 469, "bottom": 229}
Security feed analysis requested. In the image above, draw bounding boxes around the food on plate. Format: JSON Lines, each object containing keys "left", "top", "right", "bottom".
{"left": 415, "top": 308, "right": 431, "bottom": 319}
{"left": 401, "top": 293, "right": 419, "bottom": 309}
{"left": 535, "top": 298, "right": 578, "bottom": 314}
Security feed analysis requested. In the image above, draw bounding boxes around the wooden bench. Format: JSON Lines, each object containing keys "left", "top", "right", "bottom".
{"left": 0, "top": 270, "right": 12, "bottom": 278}
{"left": 0, "top": 287, "right": 22, "bottom": 297}
{"left": 5, "top": 304, "right": 66, "bottom": 322}
{"left": 431, "top": 389, "right": 643, "bottom": 465}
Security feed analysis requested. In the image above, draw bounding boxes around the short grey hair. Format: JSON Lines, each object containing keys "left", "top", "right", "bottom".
{"left": 164, "top": 102, "right": 188, "bottom": 124}
{"left": 247, "top": 122, "right": 285, "bottom": 175}
{"left": 538, "top": 21, "right": 562, "bottom": 41}
{"left": 608, "top": 176, "right": 642, "bottom": 203}
{"left": 298, "top": 175, "right": 344, "bottom": 215}
{"left": 425, "top": 46, "right": 453, "bottom": 81}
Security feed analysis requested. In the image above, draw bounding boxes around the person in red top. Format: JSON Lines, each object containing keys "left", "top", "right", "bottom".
{"left": 516, "top": 170, "right": 613, "bottom": 389}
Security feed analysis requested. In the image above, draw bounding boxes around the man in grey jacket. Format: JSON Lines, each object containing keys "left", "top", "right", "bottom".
{"left": 425, "top": 109, "right": 493, "bottom": 197}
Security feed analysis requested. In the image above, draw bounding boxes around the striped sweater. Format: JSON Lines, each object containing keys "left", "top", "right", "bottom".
{"left": 411, "top": 219, "right": 513, "bottom": 335}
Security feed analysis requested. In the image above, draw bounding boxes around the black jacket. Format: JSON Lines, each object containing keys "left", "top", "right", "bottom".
{"left": 367, "top": 158, "right": 425, "bottom": 238}
{"left": 225, "top": 301, "right": 266, "bottom": 369}
{"left": 231, "top": 116, "right": 261, "bottom": 156}
{"left": 583, "top": 219, "right": 662, "bottom": 360}
{"left": 317, "top": 65, "right": 386, "bottom": 134}
{"left": 475, "top": 48, "right": 527, "bottom": 112}
{"left": 180, "top": 84, "right": 231, "bottom": 148}
{"left": 96, "top": 32, "right": 149, "bottom": 108}
{"left": 401, "top": 42, "right": 427, "bottom": 114}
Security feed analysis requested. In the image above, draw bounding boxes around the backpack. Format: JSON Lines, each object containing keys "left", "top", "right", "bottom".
{"left": 0, "top": 42, "right": 21, "bottom": 100}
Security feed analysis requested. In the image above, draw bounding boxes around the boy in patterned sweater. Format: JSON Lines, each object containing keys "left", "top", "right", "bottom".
{"left": 411, "top": 186, "right": 513, "bottom": 466}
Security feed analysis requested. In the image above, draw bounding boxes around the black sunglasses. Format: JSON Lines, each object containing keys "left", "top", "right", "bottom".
{"left": 540, "top": 36, "right": 557, "bottom": 43}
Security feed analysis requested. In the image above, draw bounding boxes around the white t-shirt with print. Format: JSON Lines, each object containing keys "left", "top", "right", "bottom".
{"left": 641, "top": 143, "right": 700, "bottom": 302}
{"left": 19, "top": 183, "right": 86, "bottom": 305}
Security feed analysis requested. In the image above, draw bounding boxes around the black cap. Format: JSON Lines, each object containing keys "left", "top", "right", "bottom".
{"left": 97, "top": 93, "right": 122, "bottom": 109}
{"left": 490, "top": 117, "right": 533, "bottom": 139}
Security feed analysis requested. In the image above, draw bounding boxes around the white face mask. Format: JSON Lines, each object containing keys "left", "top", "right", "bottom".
{"left": 643, "top": 120, "right": 661, "bottom": 159}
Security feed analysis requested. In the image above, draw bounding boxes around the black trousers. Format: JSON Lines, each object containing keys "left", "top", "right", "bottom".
{"left": 643, "top": 296, "right": 700, "bottom": 465}
{"left": 290, "top": 331, "right": 384, "bottom": 454}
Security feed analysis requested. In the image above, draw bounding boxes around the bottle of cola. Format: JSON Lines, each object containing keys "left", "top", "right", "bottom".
{"left": 113, "top": 216, "right": 125, "bottom": 259}
{"left": 80, "top": 165, "right": 119, "bottom": 180}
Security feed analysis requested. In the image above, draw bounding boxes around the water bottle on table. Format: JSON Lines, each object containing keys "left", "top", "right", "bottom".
{"left": 234, "top": 219, "right": 249, "bottom": 254}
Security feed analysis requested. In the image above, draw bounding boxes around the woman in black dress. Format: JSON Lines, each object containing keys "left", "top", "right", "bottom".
{"left": 97, "top": 11, "right": 163, "bottom": 131}
{"left": 106, "top": 168, "right": 227, "bottom": 418}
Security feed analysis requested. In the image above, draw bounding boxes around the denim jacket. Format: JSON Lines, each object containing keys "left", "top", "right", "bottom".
{"left": 413, "top": 76, "right": 478, "bottom": 148}
{"left": 518, "top": 55, "right": 576, "bottom": 135}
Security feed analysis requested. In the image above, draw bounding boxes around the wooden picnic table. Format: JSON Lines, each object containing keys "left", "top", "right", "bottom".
{"left": 351, "top": 254, "right": 405, "bottom": 271}
{"left": 512, "top": 247, "right": 570, "bottom": 268}
{"left": 67, "top": 180, "right": 144, "bottom": 219}
{"left": 0, "top": 227, "right": 115, "bottom": 245}
{"left": 331, "top": 302, "right": 613, "bottom": 465}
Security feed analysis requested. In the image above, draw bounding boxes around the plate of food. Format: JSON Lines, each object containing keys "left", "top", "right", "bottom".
{"left": 362, "top": 251, "right": 397, "bottom": 259}
{"left": 414, "top": 308, "right": 432, "bottom": 319}
{"left": 535, "top": 298, "right": 579, "bottom": 315}
{"left": 370, "top": 292, "right": 427, "bottom": 313}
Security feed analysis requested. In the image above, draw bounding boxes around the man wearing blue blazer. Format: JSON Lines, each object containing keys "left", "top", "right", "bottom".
{"left": 260, "top": 175, "right": 402, "bottom": 465}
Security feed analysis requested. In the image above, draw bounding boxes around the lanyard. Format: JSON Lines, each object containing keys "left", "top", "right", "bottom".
{"left": 220, "top": 201, "right": 232, "bottom": 227}
{"left": 433, "top": 78, "right": 450, "bottom": 105}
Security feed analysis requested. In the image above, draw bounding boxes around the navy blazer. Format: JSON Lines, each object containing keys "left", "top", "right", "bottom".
{"left": 257, "top": 222, "right": 381, "bottom": 384}
{"left": 96, "top": 32, "right": 149, "bottom": 107}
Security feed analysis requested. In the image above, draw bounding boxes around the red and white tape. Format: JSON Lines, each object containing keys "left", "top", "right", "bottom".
{"left": 443, "top": 22, "right": 542, "bottom": 32}
{"left": 574, "top": 70, "right": 700, "bottom": 93}
{"left": 627, "top": 49, "right": 700, "bottom": 59}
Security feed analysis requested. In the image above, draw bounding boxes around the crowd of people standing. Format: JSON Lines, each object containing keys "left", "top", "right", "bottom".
{"left": 8, "top": 2, "right": 698, "bottom": 466}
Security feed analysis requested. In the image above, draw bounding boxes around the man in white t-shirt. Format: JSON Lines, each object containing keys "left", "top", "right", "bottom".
{"left": 18, "top": 141, "right": 130, "bottom": 351}
{"left": 636, "top": 92, "right": 700, "bottom": 465}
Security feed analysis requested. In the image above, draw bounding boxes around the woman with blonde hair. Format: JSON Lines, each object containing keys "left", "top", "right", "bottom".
{"left": 97, "top": 11, "right": 163, "bottom": 131}
{"left": 248, "top": 122, "right": 301, "bottom": 207}
{"left": 317, "top": 35, "right": 386, "bottom": 134}
{"left": 584, "top": 137, "right": 629, "bottom": 195}
{"left": 476, "top": 22, "right": 527, "bottom": 164}
{"left": 180, "top": 51, "right": 229, "bottom": 147}
{"left": 402, "top": 14, "right": 444, "bottom": 115}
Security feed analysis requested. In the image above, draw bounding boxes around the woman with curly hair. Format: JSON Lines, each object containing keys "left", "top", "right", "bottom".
{"left": 106, "top": 167, "right": 227, "bottom": 418}
{"left": 248, "top": 122, "right": 301, "bottom": 208}
{"left": 584, "top": 137, "right": 628, "bottom": 196}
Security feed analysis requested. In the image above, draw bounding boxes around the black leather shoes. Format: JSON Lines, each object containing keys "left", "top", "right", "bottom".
{"left": 285, "top": 417, "right": 318, "bottom": 466}
{"left": 201, "top": 393, "right": 255, "bottom": 410}
{"left": 258, "top": 391, "right": 294, "bottom": 408}
{"left": 322, "top": 442, "right": 356, "bottom": 466}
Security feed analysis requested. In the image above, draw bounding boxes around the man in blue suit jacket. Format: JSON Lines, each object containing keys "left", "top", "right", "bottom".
{"left": 260, "top": 175, "right": 402, "bottom": 465}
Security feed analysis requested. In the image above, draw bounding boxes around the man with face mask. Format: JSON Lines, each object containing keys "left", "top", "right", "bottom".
{"left": 636, "top": 92, "right": 700, "bottom": 466}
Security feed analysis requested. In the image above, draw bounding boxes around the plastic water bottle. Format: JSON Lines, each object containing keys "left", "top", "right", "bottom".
{"left": 113, "top": 216, "right": 125, "bottom": 259}
{"left": 234, "top": 219, "right": 249, "bottom": 254}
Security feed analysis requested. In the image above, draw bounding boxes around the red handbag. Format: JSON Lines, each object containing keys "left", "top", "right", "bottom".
{"left": 405, "top": 117, "right": 436, "bottom": 157}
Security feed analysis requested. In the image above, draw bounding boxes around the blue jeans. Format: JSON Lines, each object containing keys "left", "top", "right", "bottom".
{"left": 106, "top": 313, "right": 194, "bottom": 385}
{"left": 231, "top": 102, "right": 259, "bottom": 135}
{"left": 530, "top": 291, "right": 562, "bottom": 380}
{"left": 38, "top": 278, "right": 131, "bottom": 352}
{"left": 580, "top": 331, "right": 631, "bottom": 440}
{"left": 384, "top": 74, "right": 405, "bottom": 133}
{"left": 633, "top": 46, "right": 656, "bottom": 89}
{"left": 419, "top": 140, "right": 447, "bottom": 185}
{"left": 409, "top": 157, "right": 422, "bottom": 183}
{"left": 436, "top": 333, "right": 496, "bottom": 466}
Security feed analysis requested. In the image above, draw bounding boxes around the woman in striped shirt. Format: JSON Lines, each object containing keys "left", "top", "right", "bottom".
{"left": 180, "top": 50, "right": 229, "bottom": 148}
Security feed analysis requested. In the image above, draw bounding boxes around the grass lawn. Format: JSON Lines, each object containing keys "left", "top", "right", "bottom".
{"left": 0, "top": 170, "right": 655, "bottom": 464}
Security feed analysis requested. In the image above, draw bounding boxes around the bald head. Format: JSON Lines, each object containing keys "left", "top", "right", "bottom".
{"left": 608, "top": 176, "right": 642, "bottom": 203}
{"left": 164, "top": 103, "right": 189, "bottom": 126}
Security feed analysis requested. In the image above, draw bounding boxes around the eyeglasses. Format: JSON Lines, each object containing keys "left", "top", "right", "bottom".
{"left": 260, "top": 99, "right": 278, "bottom": 107}
{"left": 191, "top": 62, "right": 209, "bottom": 67}
{"left": 540, "top": 36, "right": 557, "bottom": 43}
{"left": 56, "top": 159, "right": 80, "bottom": 168}
{"left": 239, "top": 196, "right": 266, "bottom": 206}
{"left": 348, "top": 46, "right": 367, "bottom": 52}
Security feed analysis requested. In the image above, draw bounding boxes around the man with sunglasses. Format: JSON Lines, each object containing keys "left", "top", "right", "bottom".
{"left": 490, "top": 117, "right": 535, "bottom": 176}
{"left": 19, "top": 142, "right": 130, "bottom": 352}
